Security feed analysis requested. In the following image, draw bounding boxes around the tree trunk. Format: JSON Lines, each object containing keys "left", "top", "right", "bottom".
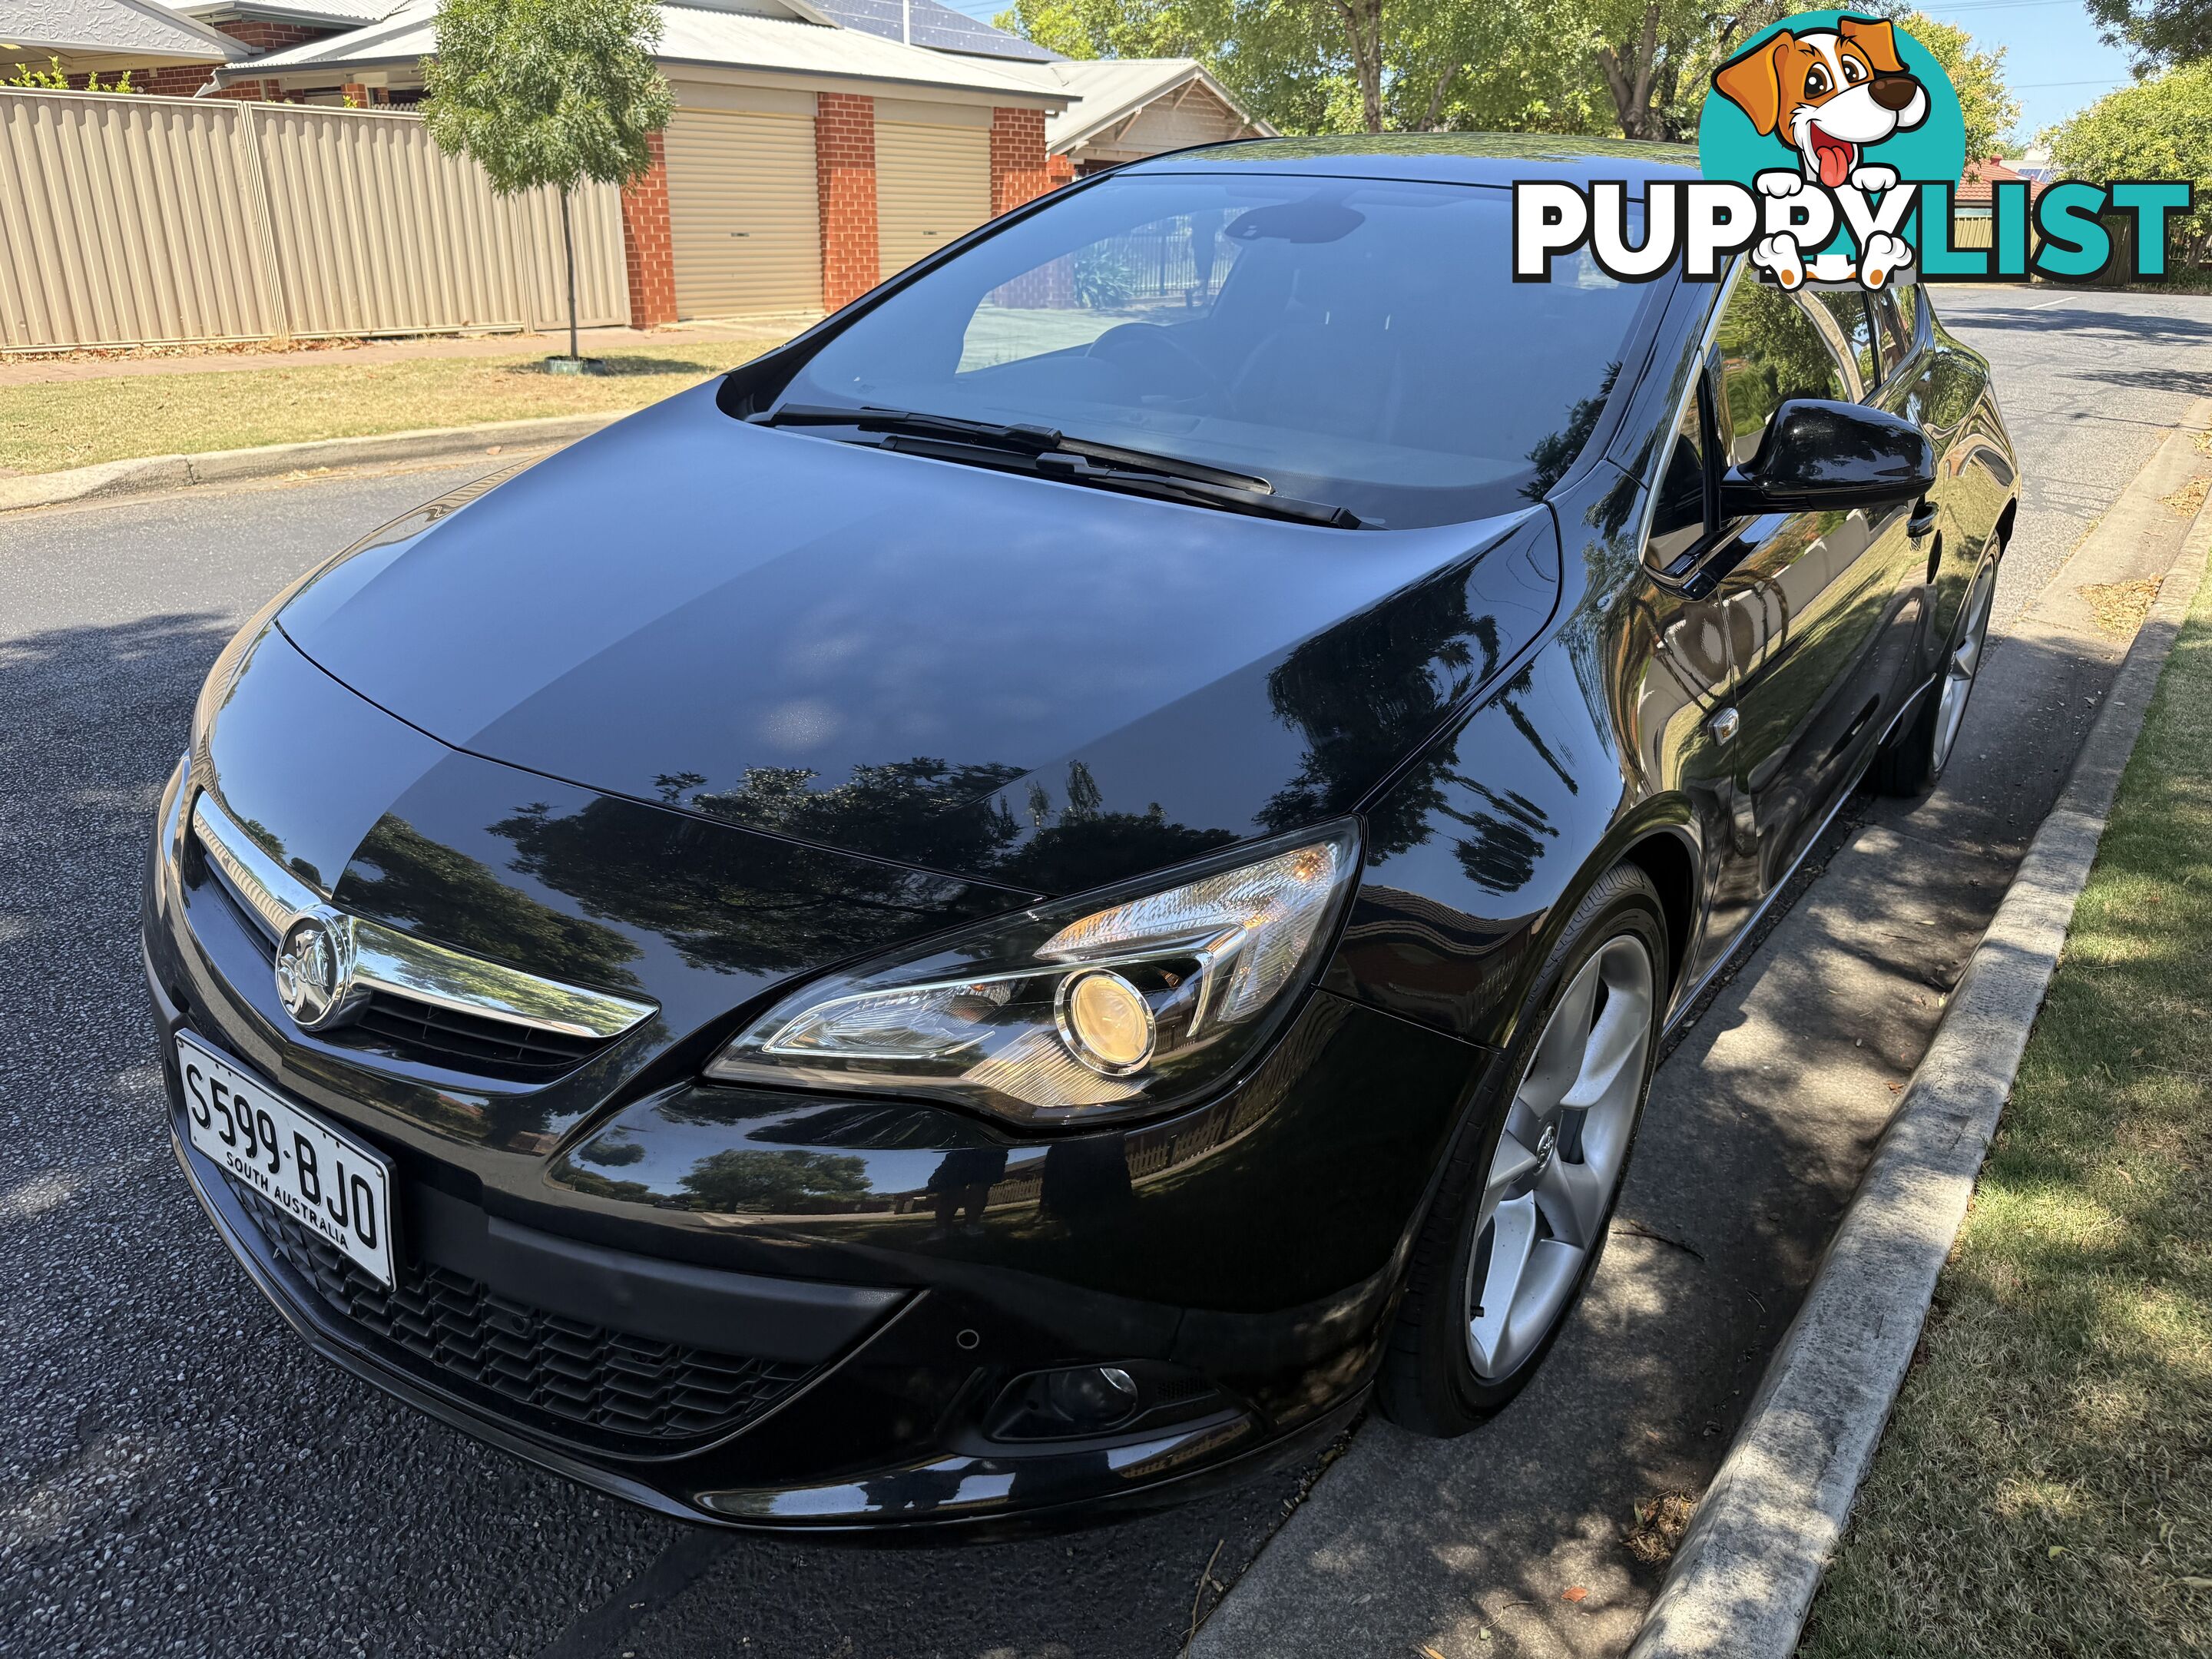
{"left": 561, "top": 187, "right": 578, "bottom": 363}
{"left": 1330, "top": 0, "right": 1386, "bottom": 133}
{"left": 1422, "top": 62, "right": 1461, "bottom": 131}
{"left": 1595, "top": 1, "right": 1664, "bottom": 140}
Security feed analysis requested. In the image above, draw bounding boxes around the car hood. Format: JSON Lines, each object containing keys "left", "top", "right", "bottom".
{"left": 280, "top": 382, "right": 1560, "bottom": 894}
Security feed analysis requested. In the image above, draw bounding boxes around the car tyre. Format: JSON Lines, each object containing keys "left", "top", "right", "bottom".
{"left": 1377, "top": 861, "right": 1668, "bottom": 1436}
{"left": 1877, "top": 552, "right": 1998, "bottom": 796}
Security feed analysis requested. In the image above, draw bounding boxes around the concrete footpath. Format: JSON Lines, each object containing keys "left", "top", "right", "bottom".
{"left": 0, "top": 415, "right": 617, "bottom": 514}
{"left": 1192, "top": 409, "right": 2212, "bottom": 1659}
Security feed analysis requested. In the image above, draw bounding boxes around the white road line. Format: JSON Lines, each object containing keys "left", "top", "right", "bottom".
{"left": 2028, "top": 296, "right": 2072, "bottom": 310}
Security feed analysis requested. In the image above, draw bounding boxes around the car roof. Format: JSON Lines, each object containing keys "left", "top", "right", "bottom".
{"left": 1113, "top": 132, "right": 1700, "bottom": 188}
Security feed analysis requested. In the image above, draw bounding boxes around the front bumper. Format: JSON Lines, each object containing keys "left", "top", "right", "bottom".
{"left": 145, "top": 750, "right": 1492, "bottom": 1532}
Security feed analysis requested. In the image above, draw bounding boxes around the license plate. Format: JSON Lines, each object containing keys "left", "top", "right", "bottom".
{"left": 176, "top": 1032, "right": 396, "bottom": 1289}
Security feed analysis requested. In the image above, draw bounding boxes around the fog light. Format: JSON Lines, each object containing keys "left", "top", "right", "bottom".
{"left": 1045, "top": 1364, "right": 1140, "bottom": 1429}
{"left": 1058, "top": 971, "right": 1154, "bottom": 1074}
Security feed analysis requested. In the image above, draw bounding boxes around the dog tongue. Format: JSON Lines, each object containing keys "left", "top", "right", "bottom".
{"left": 1813, "top": 132, "right": 1853, "bottom": 189}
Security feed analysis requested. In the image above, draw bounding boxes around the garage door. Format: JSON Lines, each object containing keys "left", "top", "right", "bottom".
{"left": 664, "top": 108, "right": 820, "bottom": 317}
{"left": 876, "top": 118, "right": 991, "bottom": 281}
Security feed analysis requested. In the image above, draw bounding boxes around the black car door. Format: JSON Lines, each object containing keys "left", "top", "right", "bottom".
{"left": 1700, "top": 279, "right": 1929, "bottom": 894}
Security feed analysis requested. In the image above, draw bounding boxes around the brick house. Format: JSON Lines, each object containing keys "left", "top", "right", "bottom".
{"left": 1952, "top": 157, "right": 2047, "bottom": 253}
{"left": 0, "top": 0, "right": 247, "bottom": 94}
{"left": 209, "top": 0, "right": 1078, "bottom": 325}
{"left": 993, "top": 56, "right": 1273, "bottom": 186}
{"left": 0, "top": 0, "right": 377, "bottom": 97}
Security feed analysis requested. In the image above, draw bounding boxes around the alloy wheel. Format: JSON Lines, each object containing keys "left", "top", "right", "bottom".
{"left": 1465, "top": 935, "right": 1655, "bottom": 1379}
{"left": 1932, "top": 564, "right": 1996, "bottom": 775}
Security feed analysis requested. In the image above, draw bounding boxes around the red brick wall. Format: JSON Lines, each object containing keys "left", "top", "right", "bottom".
{"left": 816, "top": 91, "right": 879, "bottom": 311}
{"left": 62, "top": 61, "right": 220, "bottom": 96}
{"left": 213, "top": 20, "right": 334, "bottom": 53}
{"left": 621, "top": 128, "right": 678, "bottom": 329}
{"left": 1046, "top": 152, "right": 1076, "bottom": 191}
{"left": 990, "top": 106, "right": 1051, "bottom": 216}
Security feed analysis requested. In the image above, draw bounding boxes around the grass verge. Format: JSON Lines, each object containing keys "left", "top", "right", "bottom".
{"left": 0, "top": 337, "right": 790, "bottom": 475}
{"left": 1800, "top": 561, "right": 2212, "bottom": 1657}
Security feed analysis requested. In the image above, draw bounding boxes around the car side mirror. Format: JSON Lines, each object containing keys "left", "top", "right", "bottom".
{"left": 1720, "top": 398, "right": 1936, "bottom": 517}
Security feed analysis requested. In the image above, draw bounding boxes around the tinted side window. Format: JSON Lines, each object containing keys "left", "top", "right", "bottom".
{"left": 1809, "top": 290, "right": 1877, "bottom": 392}
{"left": 1892, "top": 283, "right": 1922, "bottom": 344}
{"left": 1870, "top": 287, "right": 1913, "bottom": 374}
{"left": 1714, "top": 283, "right": 1849, "bottom": 464}
{"left": 1647, "top": 391, "right": 1709, "bottom": 568}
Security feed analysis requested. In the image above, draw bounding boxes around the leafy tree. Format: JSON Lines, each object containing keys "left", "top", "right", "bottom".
{"left": 995, "top": 0, "right": 1607, "bottom": 136}
{"left": 2048, "top": 63, "right": 2212, "bottom": 267}
{"left": 1895, "top": 12, "right": 2022, "bottom": 163}
{"left": 2084, "top": 0, "right": 2212, "bottom": 71}
{"left": 1580, "top": 0, "right": 1803, "bottom": 141}
{"left": 422, "top": 0, "right": 674, "bottom": 363}
{"left": 5, "top": 55, "right": 137, "bottom": 92}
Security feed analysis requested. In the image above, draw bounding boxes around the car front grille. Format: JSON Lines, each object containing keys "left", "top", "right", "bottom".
{"left": 225, "top": 1176, "right": 813, "bottom": 1445}
{"left": 195, "top": 856, "right": 613, "bottom": 1084}
{"left": 346, "top": 991, "right": 603, "bottom": 1080}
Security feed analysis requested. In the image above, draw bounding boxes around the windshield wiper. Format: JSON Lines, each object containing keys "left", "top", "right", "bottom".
{"left": 753, "top": 403, "right": 1065, "bottom": 453}
{"left": 1018, "top": 447, "right": 1370, "bottom": 529}
{"left": 753, "top": 403, "right": 1372, "bottom": 530}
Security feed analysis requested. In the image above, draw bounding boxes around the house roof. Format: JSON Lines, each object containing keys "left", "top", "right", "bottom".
{"left": 806, "top": 0, "right": 1055, "bottom": 62}
{"left": 212, "top": 0, "right": 1070, "bottom": 101}
{"left": 0, "top": 0, "right": 247, "bottom": 61}
{"left": 1958, "top": 157, "right": 2037, "bottom": 204}
{"left": 985, "top": 57, "right": 1270, "bottom": 152}
{"left": 171, "top": 0, "right": 402, "bottom": 25}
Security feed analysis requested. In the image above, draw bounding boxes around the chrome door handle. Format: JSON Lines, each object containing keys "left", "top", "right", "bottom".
{"left": 1710, "top": 707, "right": 1741, "bottom": 743}
{"left": 1908, "top": 500, "right": 1938, "bottom": 538}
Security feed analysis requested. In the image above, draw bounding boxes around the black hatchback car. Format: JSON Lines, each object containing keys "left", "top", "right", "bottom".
{"left": 146, "top": 135, "right": 2017, "bottom": 1532}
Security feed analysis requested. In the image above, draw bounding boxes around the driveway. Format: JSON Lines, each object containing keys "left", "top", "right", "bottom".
{"left": 2, "top": 287, "right": 2204, "bottom": 1659}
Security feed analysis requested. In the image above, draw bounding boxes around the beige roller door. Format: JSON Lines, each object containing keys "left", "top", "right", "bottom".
{"left": 876, "top": 118, "right": 991, "bottom": 281}
{"left": 665, "top": 108, "right": 820, "bottom": 317}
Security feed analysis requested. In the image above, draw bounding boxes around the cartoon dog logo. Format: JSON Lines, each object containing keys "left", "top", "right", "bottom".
{"left": 1712, "top": 16, "right": 1929, "bottom": 289}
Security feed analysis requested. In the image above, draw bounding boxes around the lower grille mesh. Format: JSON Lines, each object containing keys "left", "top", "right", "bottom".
{"left": 226, "top": 1177, "right": 813, "bottom": 1444}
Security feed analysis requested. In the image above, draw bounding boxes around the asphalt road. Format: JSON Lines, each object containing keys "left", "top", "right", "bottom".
{"left": 1926, "top": 284, "right": 2212, "bottom": 626}
{"left": 2, "top": 286, "right": 2204, "bottom": 1659}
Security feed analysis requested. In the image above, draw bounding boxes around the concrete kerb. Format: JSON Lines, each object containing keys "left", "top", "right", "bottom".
{"left": 0, "top": 412, "right": 624, "bottom": 514}
{"left": 1626, "top": 499, "right": 2212, "bottom": 1659}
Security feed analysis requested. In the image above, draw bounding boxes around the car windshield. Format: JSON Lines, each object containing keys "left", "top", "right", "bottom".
{"left": 770, "top": 171, "right": 1661, "bottom": 530}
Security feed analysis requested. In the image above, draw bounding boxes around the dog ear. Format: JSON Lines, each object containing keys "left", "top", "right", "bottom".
{"left": 1838, "top": 15, "right": 1906, "bottom": 74}
{"left": 1713, "top": 34, "right": 1792, "bottom": 136}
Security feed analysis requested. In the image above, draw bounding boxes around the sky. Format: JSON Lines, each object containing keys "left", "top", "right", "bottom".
{"left": 1915, "top": 0, "right": 2137, "bottom": 140}
{"left": 933, "top": 0, "right": 2137, "bottom": 148}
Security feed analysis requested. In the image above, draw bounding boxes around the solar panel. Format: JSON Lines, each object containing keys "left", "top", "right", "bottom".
{"left": 806, "top": 0, "right": 1058, "bottom": 61}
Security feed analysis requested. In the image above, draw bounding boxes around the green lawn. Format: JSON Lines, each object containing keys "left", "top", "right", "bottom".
{"left": 0, "top": 336, "right": 792, "bottom": 475}
{"left": 1800, "top": 561, "right": 2212, "bottom": 1657}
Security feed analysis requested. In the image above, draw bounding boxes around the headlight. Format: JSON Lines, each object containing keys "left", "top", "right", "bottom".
{"left": 705, "top": 823, "right": 1362, "bottom": 1126}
